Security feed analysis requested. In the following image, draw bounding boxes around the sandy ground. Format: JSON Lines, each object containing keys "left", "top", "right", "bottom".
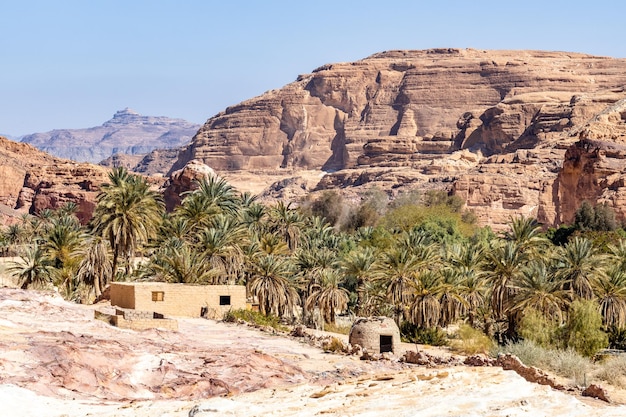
{"left": 1, "top": 288, "right": 626, "bottom": 417}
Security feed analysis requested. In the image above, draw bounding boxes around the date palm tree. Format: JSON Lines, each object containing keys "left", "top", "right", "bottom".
{"left": 593, "top": 265, "right": 626, "bottom": 329}
{"left": 77, "top": 237, "right": 113, "bottom": 299}
{"left": 341, "top": 247, "right": 376, "bottom": 316}
{"left": 197, "top": 214, "right": 248, "bottom": 284}
{"left": 510, "top": 260, "right": 568, "bottom": 324}
{"left": 556, "top": 236, "right": 605, "bottom": 300}
{"left": 306, "top": 269, "right": 349, "bottom": 325}
{"left": 407, "top": 270, "right": 442, "bottom": 329}
{"left": 374, "top": 247, "right": 421, "bottom": 326}
{"left": 92, "top": 167, "right": 164, "bottom": 280}
{"left": 8, "top": 245, "right": 52, "bottom": 289}
{"left": 147, "top": 242, "right": 215, "bottom": 284}
{"left": 248, "top": 254, "right": 299, "bottom": 318}
{"left": 504, "top": 216, "right": 549, "bottom": 255}
{"left": 269, "top": 201, "right": 305, "bottom": 252}
{"left": 484, "top": 241, "right": 527, "bottom": 326}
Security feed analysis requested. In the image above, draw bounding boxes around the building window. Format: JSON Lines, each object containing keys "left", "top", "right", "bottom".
{"left": 152, "top": 291, "right": 165, "bottom": 302}
{"left": 219, "top": 295, "right": 231, "bottom": 306}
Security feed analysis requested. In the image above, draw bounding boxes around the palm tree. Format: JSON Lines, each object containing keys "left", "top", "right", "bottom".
{"left": 484, "top": 241, "right": 527, "bottom": 326}
{"left": 593, "top": 265, "right": 626, "bottom": 329}
{"left": 459, "top": 273, "right": 488, "bottom": 327}
{"left": 45, "top": 215, "right": 84, "bottom": 269}
{"left": 147, "top": 242, "right": 215, "bottom": 284}
{"left": 240, "top": 202, "right": 268, "bottom": 236}
{"left": 269, "top": 201, "right": 305, "bottom": 252}
{"left": 197, "top": 214, "right": 247, "bottom": 284}
{"left": 258, "top": 232, "right": 290, "bottom": 255}
{"left": 374, "top": 247, "right": 421, "bottom": 325}
{"left": 438, "top": 268, "right": 467, "bottom": 327}
{"left": 341, "top": 247, "right": 376, "bottom": 316}
{"left": 407, "top": 271, "right": 442, "bottom": 329}
{"left": 306, "top": 269, "right": 349, "bottom": 325}
{"left": 175, "top": 193, "right": 219, "bottom": 232}
{"left": 92, "top": 167, "right": 164, "bottom": 280}
{"left": 608, "top": 239, "right": 626, "bottom": 272}
{"left": 248, "top": 254, "right": 299, "bottom": 318}
{"left": 8, "top": 245, "right": 52, "bottom": 289}
{"left": 504, "top": 216, "right": 549, "bottom": 254}
{"left": 556, "top": 236, "right": 604, "bottom": 300}
{"left": 180, "top": 175, "right": 239, "bottom": 220}
{"left": 76, "top": 237, "right": 113, "bottom": 299}
{"left": 510, "top": 260, "right": 568, "bottom": 324}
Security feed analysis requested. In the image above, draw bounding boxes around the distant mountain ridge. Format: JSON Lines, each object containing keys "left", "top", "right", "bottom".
{"left": 20, "top": 108, "right": 201, "bottom": 163}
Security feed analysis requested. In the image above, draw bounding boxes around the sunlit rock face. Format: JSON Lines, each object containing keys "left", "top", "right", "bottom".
{"left": 168, "top": 49, "right": 626, "bottom": 228}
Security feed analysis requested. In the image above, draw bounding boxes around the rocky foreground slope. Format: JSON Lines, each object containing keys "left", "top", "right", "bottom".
{"left": 166, "top": 49, "right": 626, "bottom": 228}
{"left": 0, "top": 288, "right": 624, "bottom": 417}
{"left": 21, "top": 108, "right": 200, "bottom": 164}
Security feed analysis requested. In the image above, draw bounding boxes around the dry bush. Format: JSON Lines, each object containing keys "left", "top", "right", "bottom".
{"left": 594, "top": 355, "right": 626, "bottom": 388}
{"left": 322, "top": 336, "right": 345, "bottom": 353}
{"left": 450, "top": 324, "right": 494, "bottom": 355}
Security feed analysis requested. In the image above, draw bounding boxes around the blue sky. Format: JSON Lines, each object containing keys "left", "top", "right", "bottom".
{"left": 2, "top": 0, "right": 625, "bottom": 136}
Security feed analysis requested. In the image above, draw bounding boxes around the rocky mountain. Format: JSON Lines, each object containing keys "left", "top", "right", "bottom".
{"left": 21, "top": 108, "right": 200, "bottom": 163}
{"left": 0, "top": 136, "right": 110, "bottom": 224}
{"left": 166, "top": 49, "right": 626, "bottom": 229}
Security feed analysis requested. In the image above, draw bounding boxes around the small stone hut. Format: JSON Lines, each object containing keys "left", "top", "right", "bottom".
{"left": 349, "top": 316, "right": 401, "bottom": 354}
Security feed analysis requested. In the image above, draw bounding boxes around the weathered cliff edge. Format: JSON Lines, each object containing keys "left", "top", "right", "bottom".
{"left": 167, "top": 49, "right": 626, "bottom": 229}
{"left": 0, "top": 137, "right": 109, "bottom": 224}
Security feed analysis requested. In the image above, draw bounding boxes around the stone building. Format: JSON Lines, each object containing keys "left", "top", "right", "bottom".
{"left": 349, "top": 317, "right": 401, "bottom": 354}
{"left": 110, "top": 282, "right": 246, "bottom": 319}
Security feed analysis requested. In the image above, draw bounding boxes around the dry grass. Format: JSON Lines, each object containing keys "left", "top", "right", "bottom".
{"left": 449, "top": 324, "right": 495, "bottom": 355}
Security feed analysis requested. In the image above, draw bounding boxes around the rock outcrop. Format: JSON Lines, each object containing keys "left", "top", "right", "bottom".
{"left": 21, "top": 108, "right": 200, "bottom": 163}
{"left": 168, "top": 49, "right": 626, "bottom": 229}
{"left": 0, "top": 136, "right": 109, "bottom": 223}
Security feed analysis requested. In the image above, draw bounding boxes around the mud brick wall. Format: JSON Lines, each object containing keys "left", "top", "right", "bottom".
{"left": 110, "top": 282, "right": 246, "bottom": 318}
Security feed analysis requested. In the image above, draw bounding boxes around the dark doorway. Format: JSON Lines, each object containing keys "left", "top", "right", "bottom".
{"left": 380, "top": 335, "right": 393, "bottom": 353}
{"left": 219, "top": 295, "right": 231, "bottom": 306}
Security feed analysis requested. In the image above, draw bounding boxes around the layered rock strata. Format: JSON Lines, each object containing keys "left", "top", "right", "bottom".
{"left": 168, "top": 49, "right": 626, "bottom": 228}
{"left": 0, "top": 137, "right": 109, "bottom": 223}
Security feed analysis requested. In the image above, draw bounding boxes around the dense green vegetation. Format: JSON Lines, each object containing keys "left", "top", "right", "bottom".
{"left": 4, "top": 170, "right": 626, "bottom": 359}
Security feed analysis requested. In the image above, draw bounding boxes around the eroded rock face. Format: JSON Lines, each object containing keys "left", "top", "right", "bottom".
{"left": 161, "top": 159, "right": 216, "bottom": 211}
{"left": 167, "top": 49, "right": 626, "bottom": 229}
{"left": 0, "top": 136, "right": 109, "bottom": 223}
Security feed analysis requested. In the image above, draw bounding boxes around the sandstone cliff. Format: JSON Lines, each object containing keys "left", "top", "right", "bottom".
{"left": 168, "top": 49, "right": 626, "bottom": 229}
{"left": 21, "top": 108, "right": 200, "bottom": 163}
{"left": 0, "top": 136, "right": 109, "bottom": 223}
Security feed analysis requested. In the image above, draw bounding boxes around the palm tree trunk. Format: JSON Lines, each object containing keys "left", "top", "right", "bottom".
{"left": 111, "top": 250, "right": 119, "bottom": 282}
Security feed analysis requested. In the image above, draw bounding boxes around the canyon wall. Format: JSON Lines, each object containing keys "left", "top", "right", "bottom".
{"left": 168, "top": 49, "right": 626, "bottom": 228}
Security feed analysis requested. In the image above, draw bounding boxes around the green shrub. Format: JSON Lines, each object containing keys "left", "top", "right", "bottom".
{"left": 400, "top": 322, "right": 448, "bottom": 346}
{"left": 223, "top": 309, "right": 288, "bottom": 332}
{"left": 450, "top": 324, "right": 495, "bottom": 355}
{"left": 518, "top": 308, "right": 560, "bottom": 349}
{"left": 562, "top": 300, "right": 608, "bottom": 357}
